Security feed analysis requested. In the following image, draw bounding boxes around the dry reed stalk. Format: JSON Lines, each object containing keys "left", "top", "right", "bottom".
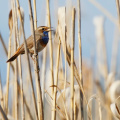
{"left": 59, "top": 50, "right": 63, "bottom": 71}
{"left": 52, "top": 40, "right": 61, "bottom": 120}
{"left": 101, "top": 28, "right": 108, "bottom": 80}
{"left": 18, "top": 28, "right": 25, "bottom": 120}
{"left": 88, "top": 0, "right": 118, "bottom": 26}
{"left": 110, "top": 96, "right": 120, "bottom": 119}
{"left": 95, "top": 81, "right": 105, "bottom": 102}
{"left": 57, "top": 7, "right": 69, "bottom": 120}
{"left": 64, "top": 40, "right": 67, "bottom": 94}
{"left": 57, "top": 40, "right": 92, "bottom": 118}
{"left": 12, "top": 0, "right": 18, "bottom": 120}
{"left": 63, "top": 31, "right": 69, "bottom": 120}
{"left": 58, "top": 9, "right": 91, "bottom": 119}
{"left": 0, "top": 73, "right": 4, "bottom": 109}
{"left": 58, "top": 12, "right": 80, "bottom": 91}
{"left": 12, "top": 0, "right": 18, "bottom": 119}
{"left": 16, "top": 0, "right": 38, "bottom": 119}
{"left": 87, "top": 94, "right": 102, "bottom": 120}
{"left": 57, "top": 8, "right": 66, "bottom": 92}
{"left": 27, "top": 0, "right": 43, "bottom": 120}
{"left": 74, "top": 97, "right": 76, "bottom": 120}
{"left": 5, "top": 8, "right": 13, "bottom": 114}
{"left": 99, "top": 102, "right": 102, "bottom": 120}
{"left": 77, "top": 0, "right": 84, "bottom": 119}
{"left": 110, "top": 1, "right": 120, "bottom": 73}
{"left": 0, "top": 105, "right": 8, "bottom": 120}
{"left": 65, "top": 40, "right": 92, "bottom": 119}
{"left": 24, "top": 97, "right": 34, "bottom": 120}
{"left": 55, "top": 83, "right": 70, "bottom": 120}
{"left": 0, "top": 34, "right": 14, "bottom": 72}
{"left": 116, "top": 0, "right": 120, "bottom": 28}
{"left": 94, "top": 16, "right": 108, "bottom": 80}
{"left": 5, "top": 35, "right": 12, "bottom": 114}
{"left": 17, "top": 9, "right": 24, "bottom": 119}
{"left": 45, "top": 89, "right": 66, "bottom": 119}
{"left": 33, "top": 0, "right": 37, "bottom": 29}
{"left": 18, "top": 54, "right": 24, "bottom": 120}
{"left": 110, "top": 29, "right": 119, "bottom": 73}
{"left": 0, "top": 35, "right": 8, "bottom": 58}
{"left": 46, "top": 0, "right": 54, "bottom": 94}
{"left": 17, "top": 81, "right": 33, "bottom": 120}
{"left": 53, "top": 24, "right": 69, "bottom": 119}
{"left": 8, "top": 9, "right": 13, "bottom": 33}
{"left": 71, "top": 7, "right": 75, "bottom": 120}
{"left": 12, "top": 98, "right": 15, "bottom": 118}
{"left": 42, "top": 48, "right": 47, "bottom": 106}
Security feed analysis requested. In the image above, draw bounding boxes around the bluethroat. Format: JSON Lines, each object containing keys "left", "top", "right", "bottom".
{"left": 7, "top": 26, "right": 52, "bottom": 62}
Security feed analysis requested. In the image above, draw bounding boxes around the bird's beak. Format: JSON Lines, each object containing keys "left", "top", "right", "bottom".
{"left": 46, "top": 27, "right": 54, "bottom": 32}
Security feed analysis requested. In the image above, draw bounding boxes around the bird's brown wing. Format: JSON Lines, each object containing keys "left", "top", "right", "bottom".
{"left": 6, "top": 31, "right": 41, "bottom": 62}
{"left": 18, "top": 32, "right": 42, "bottom": 54}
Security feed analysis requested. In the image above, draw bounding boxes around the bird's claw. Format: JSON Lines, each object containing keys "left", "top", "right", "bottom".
{"left": 31, "top": 56, "right": 36, "bottom": 63}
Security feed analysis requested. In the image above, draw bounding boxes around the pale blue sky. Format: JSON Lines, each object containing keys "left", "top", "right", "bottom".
{"left": 0, "top": 0, "right": 118, "bottom": 84}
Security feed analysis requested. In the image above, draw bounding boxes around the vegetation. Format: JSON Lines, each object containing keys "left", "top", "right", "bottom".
{"left": 0, "top": 0, "right": 120, "bottom": 120}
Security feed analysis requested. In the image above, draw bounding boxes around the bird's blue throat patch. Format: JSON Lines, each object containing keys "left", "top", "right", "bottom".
{"left": 42, "top": 31, "right": 49, "bottom": 44}
{"left": 42, "top": 36, "right": 49, "bottom": 44}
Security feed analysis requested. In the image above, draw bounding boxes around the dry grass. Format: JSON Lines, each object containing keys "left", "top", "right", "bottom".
{"left": 0, "top": 0, "right": 120, "bottom": 120}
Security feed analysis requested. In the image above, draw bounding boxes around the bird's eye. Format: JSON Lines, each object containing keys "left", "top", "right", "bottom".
{"left": 42, "top": 28, "right": 45, "bottom": 30}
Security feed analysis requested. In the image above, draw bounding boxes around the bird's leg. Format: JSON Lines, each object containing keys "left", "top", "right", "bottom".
{"left": 29, "top": 50, "right": 36, "bottom": 63}
{"left": 29, "top": 53, "right": 36, "bottom": 63}
{"left": 31, "top": 55, "right": 36, "bottom": 63}
{"left": 30, "top": 54, "right": 39, "bottom": 64}
{"left": 32, "top": 53, "right": 38, "bottom": 64}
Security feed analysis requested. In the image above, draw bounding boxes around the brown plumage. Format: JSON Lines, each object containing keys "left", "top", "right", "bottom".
{"left": 7, "top": 26, "right": 51, "bottom": 62}
{"left": 8, "top": 10, "right": 13, "bottom": 32}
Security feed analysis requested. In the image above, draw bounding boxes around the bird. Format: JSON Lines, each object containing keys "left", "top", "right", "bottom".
{"left": 7, "top": 26, "right": 52, "bottom": 62}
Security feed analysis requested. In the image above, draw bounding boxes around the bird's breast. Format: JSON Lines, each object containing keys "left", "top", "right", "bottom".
{"left": 29, "top": 37, "right": 49, "bottom": 53}
{"left": 37, "top": 38, "right": 49, "bottom": 52}
{"left": 39, "top": 37, "right": 48, "bottom": 47}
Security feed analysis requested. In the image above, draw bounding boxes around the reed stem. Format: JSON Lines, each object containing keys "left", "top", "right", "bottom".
{"left": 0, "top": 34, "right": 14, "bottom": 72}
{"left": 18, "top": 29, "right": 25, "bottom": 120}
{"left": 42, "top": 48, "right": 47, "bottom": 106}
{"left": 46, "top": 0, "right": 54, "bottom": 94}
{"left": 12, "top": 0, "right": 18, "bottom": 119}
{"left": 71, "top": 7, "right": 75, "bottom": 120}
{"left": 0, "top": 105, "right": 8, "bottom": 120}
{"left": 0, "top": 72, "right": 4, "bottom": 110}
{"left": 28, "top": 0, "right": 44, "bottom": 119}
{"left": 77, "top": 0, "right": 84, "bottom": 119}
{"left": 16, "top": 0, "right": 38, "bottom": 119}
{"left": 5, "top": 34, "right": 11, "bottom": 114}
{"left": 52, "top": 40, "right": 61, "bottom": 120}
{"left": 116, "top": 0, "right": 120, "bottom": 28}
{"left": 33, "top": 0, "right": 37, "bottom": 29}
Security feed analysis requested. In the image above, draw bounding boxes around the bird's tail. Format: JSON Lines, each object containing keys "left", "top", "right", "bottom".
{"left": 6, "top": 49, "right": 20, "bottom": 62}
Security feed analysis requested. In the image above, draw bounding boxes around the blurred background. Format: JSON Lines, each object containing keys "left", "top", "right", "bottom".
{"left": 0, "top": 0, "right": 120, "bottom": 120}
{"left": 0, "top": 0, "right": 118, "bottom": 83}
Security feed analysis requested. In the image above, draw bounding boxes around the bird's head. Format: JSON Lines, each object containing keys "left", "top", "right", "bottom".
{"left": 37, "top": 26, "right": 53, "bottom": 33}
